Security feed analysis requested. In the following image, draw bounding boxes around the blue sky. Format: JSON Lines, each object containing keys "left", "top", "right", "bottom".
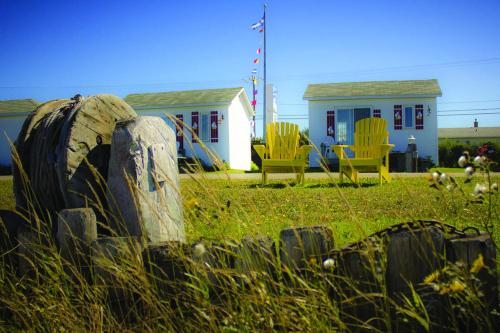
{"left": 1, "top": 0, "right": 500, "bottom": 135}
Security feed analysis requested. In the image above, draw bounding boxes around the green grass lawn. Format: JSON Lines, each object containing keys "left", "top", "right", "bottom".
{"left": 429, "top": 167, "right": 466, "bottom": 174}
{"left": 1, "top": 174, "right": 498, "bottom": 332}
{"left": 3, "top": 173, "right": 497, "bottom": 246}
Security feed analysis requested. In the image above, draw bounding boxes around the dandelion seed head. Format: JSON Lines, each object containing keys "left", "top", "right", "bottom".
{"left": 193, "top": 243, "right": 206, "bottom": 257}
{"left": 465, "top": 166, "right": 474, "bottom": 177}
{"left": 431, "top": 172, "right": 440, "bottom": 182}
{"left": 458, "top": 155, "right": 467, "bottom": 167}
{"left": 440, "top": 173, "right": 448, "bottom": 183}
{"left": 474, "top": 155, "right": 486, "bottom": 166}
{"left": 473, "top": 183, "right": 487, "bottom": 195}
{"left": 323, "top": 258, "right": 335, "bottom": 269}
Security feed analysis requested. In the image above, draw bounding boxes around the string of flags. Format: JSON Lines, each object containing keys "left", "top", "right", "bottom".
{"left": 250, "top": 16, "right": 265, "bottom": 109}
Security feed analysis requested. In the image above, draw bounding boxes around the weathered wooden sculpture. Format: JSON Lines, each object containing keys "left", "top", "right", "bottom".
{"left": 107, "top": 116, "right": 185, "bottom": 244}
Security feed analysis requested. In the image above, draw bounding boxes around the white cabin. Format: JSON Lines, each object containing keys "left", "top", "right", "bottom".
{"left": 125, "top": 87, "right": 254, "bottom": 170}
{"left": 304, "top": 79, "right": 442, "bottom": 167}
{"left": 0, "top": 99, "right": 39, "bottom": 167}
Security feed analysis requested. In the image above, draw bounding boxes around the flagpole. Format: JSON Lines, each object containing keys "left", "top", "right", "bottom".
{"left": 262, "top": 3, "right": 267, "bottom": 143}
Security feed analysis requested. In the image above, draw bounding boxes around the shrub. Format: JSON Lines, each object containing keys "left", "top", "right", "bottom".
{"left": 439, "top": 141, "right": 499, "bottom": 170}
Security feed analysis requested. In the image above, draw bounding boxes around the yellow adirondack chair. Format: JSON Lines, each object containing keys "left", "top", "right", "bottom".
{"left": 332, "top": 117, "right": 394, "bottom": 185}
{"left": 254, "top": 122, "right": 312, "bottom": 184}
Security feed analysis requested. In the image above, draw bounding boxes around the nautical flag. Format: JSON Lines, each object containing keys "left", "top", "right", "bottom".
{"left": 251, "top": 17, "right": 264, "bottom": 30}
{"left": 251, "top": 100, "right": 257, "bottom": 106}
{"left": 253, "top": 58, "right": 260, "bottom": 64}
{"left": 251, "top": 69, "right": 257, "bottom": 75}
{"left": 253, "top": 89, "right": 258, "bottom": 95}
{"left": 256, "top": 48, "right": 261, "bottom": 54}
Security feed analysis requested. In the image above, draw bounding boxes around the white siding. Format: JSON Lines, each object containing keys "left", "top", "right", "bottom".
{"left": 227, "top": 95, "right": 251, "bottom": 170}
{"left": 308, "top": 97, "right": 438, "bottom": 167}
{"left": 0, "top": 115, "right": 26, "bottom": 166}
{"left": 135, "top": 106, "right": 230, "bottom": 167}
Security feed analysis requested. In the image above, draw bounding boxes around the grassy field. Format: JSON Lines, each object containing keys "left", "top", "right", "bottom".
{"left": 1, "top": 173, "right": 499, "bottom": 332}
{"left": 2, "top": 173, "right": 498, "bottom": 246}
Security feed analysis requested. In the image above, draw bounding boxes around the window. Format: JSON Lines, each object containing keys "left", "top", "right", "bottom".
{"left": 404, "top": 106, "right": 414, "bottom": 128}
{"left": 200, "top": 113, "right": 210, "bottom": 142}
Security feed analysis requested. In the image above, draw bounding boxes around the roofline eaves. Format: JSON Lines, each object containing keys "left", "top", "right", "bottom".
{"left": 304, "top": 93, "right": 442, "bottom": 101}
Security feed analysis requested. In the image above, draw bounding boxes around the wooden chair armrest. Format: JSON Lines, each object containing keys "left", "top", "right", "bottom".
{"left": 296, "top": 145, "right": 312, "bottom": 160}
{"left": 332, "top": 144, "right": 350, "bottom": 159}
{"left": 380, "top": 144, "right": 395, "bottom": 155}
{"left": 253, "top": 144, "right": 267, "bottom": 160}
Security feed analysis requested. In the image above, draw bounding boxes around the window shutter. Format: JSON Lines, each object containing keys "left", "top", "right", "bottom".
{"left": 415, "top": 104, "right": 424, "bottom": 130}
{"left": 373, "top": 109, "right": 381, "bottom": 118}
{"left": 191, "top": 112, "right": 199, "bottom": 142}
{"left": 326, "top": 110, "right": 335, "bottom": 138}
{"left": 175, "top": 114, "right": 184, "bottom": 151}
{"left": 210, "top": 111, "right": 218, "bottom": 143}
{"left": 394, "top": 105, "right": 402, "bottom": 130}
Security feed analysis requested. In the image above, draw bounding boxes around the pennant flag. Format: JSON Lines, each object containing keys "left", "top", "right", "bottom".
{"left": 253, "top": 89, "right": 258, "bottom": 95}
{"left": 251, "top": 100, "right": 257, "bottom": 106}
{"left": 253, "top": 58, "right": 260, "bottom": 64}
{"left": 256, "top": 48, "right": 261, "bottom": 54}
{"left": 251, "top": 17, "right": 264, "bottom": 30}
{"left": 259, "top": 28, "right": 264, "bottom": 33}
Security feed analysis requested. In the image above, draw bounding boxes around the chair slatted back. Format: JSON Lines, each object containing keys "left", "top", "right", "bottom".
{"left": 353, "top": 118, "right": 389, "bottom": 158}
{"left": 266, "top": 122, "right": 299, "bottom": 159}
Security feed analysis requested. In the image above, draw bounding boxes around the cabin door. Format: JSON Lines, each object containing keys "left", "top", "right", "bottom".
{"left": 336, "top": 108, "right": 371, "bottom": 156}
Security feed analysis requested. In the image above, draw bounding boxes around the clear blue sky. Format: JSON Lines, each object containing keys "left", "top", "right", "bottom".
{"left": 2, "top": 0, "right": 500, "bottom": 135}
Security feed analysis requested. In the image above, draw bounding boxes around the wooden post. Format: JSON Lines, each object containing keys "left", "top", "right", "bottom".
{"left": 57, "top": 208, "right": 97, "bottom": 279}
{"left": 91, "top": 237, "right": 143, "bottom": 320}
{"left": 142, "top": 242, "right": 192, "bottom": 301}
{"left": 235, "top": 236, "right": 277, "bottom": 276}
{"left": 333, "top": 237, "right": 387, "bottom": 332}
{"left": 385, "top": 226, "right": 446, "bottom": 332}
{"left": 447, "top": 232, "right": 498, "bottom": 331}
{"left": 191, "top": 239, "right": 240, "bottom": 303}
{"left": 279, "top": 226, "right": 334, "bottom": 273}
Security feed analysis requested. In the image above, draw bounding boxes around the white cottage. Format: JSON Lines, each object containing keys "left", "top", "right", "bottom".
{"left": 125, "top": 87, "right": 254, "bottom": 170}
{"left": 304, "top": 79, "right": 442, "bottom": 167}
{"left": 0, "top": 99, "right": 39, "bottom": 167}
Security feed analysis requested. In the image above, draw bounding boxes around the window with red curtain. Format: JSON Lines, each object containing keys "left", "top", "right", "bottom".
{"left": 394, "top": 105, "right": 402, "bottom": 130}
{"left": 373, "top": 109, "right": 381, "bottom": 118}
{"left": 191, "top": 112, "right": 199, "bottom": 142}
{"left": 415, "top": 104, "right": 424, "bottom": 130}
{"left": 210, "top": 111, "right": 218, "bottom": 143}
{"left": 326, "top": 110, "right": 335, "bottom": 138}
{"left": 175, "top": 114, "right": 184, "bottom": 151}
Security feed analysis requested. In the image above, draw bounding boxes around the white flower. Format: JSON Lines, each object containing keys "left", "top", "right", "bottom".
{"left": 193, "top": 243, "right": 206, "bottom": 258}
{"left": 446, "top": 184, "right": 456, "bottom": 191}
{"left": 458, "top": 155, "right": 467, "bottom": 167}
{"left": 465, "top": 166, "right": 474, "bottom": 178}
{"left": 473, "top": 183, "right": 487, "bottom": 195}
{"left": 474, "top": 156, "right": 486, "bottom": 166}
{"left": 440, "top": 173, "right": 448, "bottom": 183}
{"left": 323, "top": 258, "right": 335, "bottom": 269}
{"left": 491, "top": 183, "right": 498, "bottom": 192}
{"left": 432, "top": 172, "right": 440, "bottom": 182}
